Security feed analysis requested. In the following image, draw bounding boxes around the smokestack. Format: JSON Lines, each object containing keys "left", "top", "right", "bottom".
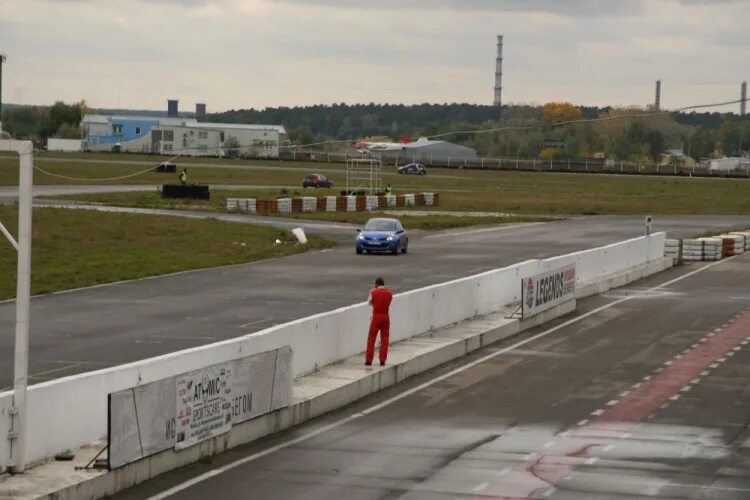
{"left": 655, "top": 80, "right": 661, "bottom": 111}
{"left": 196, "top": 103, "right": 206, "bottom": 120}
{"left": 167, "top": 99, "right": 178, "bottom": 118}
{"left": 0, "top": 54, "right": 6, "bottom": 134}
{"left": 493, "top": 35, "right": 503, "bottom": 110}
{"left": 742, "top": 81, "right": 747, "bottom": 116}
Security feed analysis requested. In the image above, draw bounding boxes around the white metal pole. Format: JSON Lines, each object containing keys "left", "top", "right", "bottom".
{"left": 10, "top": 140, "right": 32, "bottom": 473}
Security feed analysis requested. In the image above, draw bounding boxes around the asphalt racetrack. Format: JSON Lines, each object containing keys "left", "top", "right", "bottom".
{"left": 119, "top": 254, "right": 750, "bottom": 499}
{"left": 1, "top": 214, "right": 750, "bottom": 389}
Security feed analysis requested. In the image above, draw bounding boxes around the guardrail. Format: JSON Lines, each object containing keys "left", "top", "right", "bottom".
{"left": 0, "top": 232, "right": 665, "bottom": 472}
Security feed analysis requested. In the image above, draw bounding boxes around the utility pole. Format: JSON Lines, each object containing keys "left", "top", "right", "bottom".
{"left": 0, "top": 139, "right": 34, "bottom": 473}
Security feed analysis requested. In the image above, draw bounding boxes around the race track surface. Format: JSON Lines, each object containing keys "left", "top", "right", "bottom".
{"left": 118, "top": 254, "right": 750, "bottom": 499}
{"left": 1, "top": 215, "right": 750, "bottom": 389}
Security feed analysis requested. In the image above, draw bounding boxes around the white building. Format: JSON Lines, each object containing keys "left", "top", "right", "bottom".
{"left": 704, "top": 157, "right": 750, "bottom": 171}
{"left": 82, "top": 114, "right": 286, "bottom": 158}
{"left": 370, "top": 137, "right": 478, "bottom": 164}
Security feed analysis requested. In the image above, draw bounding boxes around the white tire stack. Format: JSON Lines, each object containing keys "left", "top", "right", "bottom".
{"left": 730, "top": 231, "right": 750, "bottom": 251}
{"left": 225, "top": 198, "right": 256, "bottom": 213}
{"left": 302, "top": 197, "right": 317, "bottom": 212}
{"left": 682, "top": 238, "right": 722, "bottom": 261}
{"left": 664, "top": 238, "right": 680, "bottom": 264}
{"left": 277, "top": 198, "right": 292, "bottom": 214}
{"left": 699, "top": 237, "right": 723, "bottom": 261}
{"left": 682, "top": 239, "right": 704, "bottom": 262}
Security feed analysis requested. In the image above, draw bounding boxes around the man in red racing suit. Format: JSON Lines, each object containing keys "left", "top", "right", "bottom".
{"left": 366, "top": 277, "right": 393, "bottom": 366}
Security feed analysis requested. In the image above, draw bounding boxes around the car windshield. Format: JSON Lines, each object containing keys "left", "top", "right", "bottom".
{"left": 364, "top": 219, "right": 397, "bottom": 232}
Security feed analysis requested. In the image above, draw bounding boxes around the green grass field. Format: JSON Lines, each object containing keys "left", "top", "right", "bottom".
{"left": 5, "top": 152, "right": 750, "bottom": 216}
{"left": 0, "top": 206, "right": 331, "bottom": 300}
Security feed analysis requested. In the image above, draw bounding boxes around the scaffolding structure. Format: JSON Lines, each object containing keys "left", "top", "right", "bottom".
{"left": 345, "top": 158, "right": 382, "bottom": 195}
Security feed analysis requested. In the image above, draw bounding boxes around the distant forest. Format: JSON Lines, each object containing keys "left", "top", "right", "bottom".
{"left": 3, "top": 101, "right": 749, "bottom": 162}
{"left": 207, "top": 103, "right": 750, "bottom": 161}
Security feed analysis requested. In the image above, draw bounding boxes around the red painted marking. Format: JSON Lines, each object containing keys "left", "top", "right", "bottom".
{"left": 595, "top": 314, "right": 750, "bottom": 424}
{"left": 475, "top": 313, "right": 750, "bottom": 499}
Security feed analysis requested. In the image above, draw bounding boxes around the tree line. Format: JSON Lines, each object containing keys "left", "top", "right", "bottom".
{"left": 207, "top": 103, "right": 750, "bottom": 162}
{"left": 1, "top": 101, "right": 90, "bottom": 141}
{"left": 2, "top": 100, "right": 748, "bottom": 161}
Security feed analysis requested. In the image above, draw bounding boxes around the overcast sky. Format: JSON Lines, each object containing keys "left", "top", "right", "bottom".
{"left": 0, "top": 0, "right": 747, "bottom": 112}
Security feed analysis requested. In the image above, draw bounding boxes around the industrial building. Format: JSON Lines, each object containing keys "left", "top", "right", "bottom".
{"left": 82, "top": 101, "right": 286, "bottom": 158}
{"left": 370, "top": 137, "right": 478, "bottom": 164}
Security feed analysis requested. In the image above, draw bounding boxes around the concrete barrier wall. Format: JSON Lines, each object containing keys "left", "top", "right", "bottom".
{"left": 0, "top": 233, "right": 665, "bottom": 471}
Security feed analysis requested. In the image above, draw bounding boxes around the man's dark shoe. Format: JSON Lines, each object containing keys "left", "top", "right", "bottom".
{"left": 365, "top": 362, "right": 372, "bottom": 366}
{"left": 380, "top": 362, "right": 386, "bottom": 366}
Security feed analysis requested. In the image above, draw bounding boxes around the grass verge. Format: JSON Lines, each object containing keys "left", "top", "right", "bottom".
{"left": 0, "top": 206, "right": 332, "bottom": 299}
{"left": 6, "top": 154, "right": 750, "bottom": 215}
{"left": 41, "top": 189, "right": 552, "bottom": 230}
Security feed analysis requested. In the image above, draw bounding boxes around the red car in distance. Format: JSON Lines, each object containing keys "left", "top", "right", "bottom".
{"left": 302, "top": 174, "right": 334, "bottom": 188}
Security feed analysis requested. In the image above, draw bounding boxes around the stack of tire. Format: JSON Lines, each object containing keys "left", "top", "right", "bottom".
{"left": 682, "top": 238, "right": 722, "bottom": 262}
{"left": 664, "top": 239, "right": 680, "bottom": 264}
{"left": 730, "top": 231, "right": 750, "bottom": 252}
{"left": 719, "top": 234, "right": 745, "bottom": 257}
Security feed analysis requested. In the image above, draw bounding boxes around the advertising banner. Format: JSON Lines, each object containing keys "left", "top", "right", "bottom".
{"left": 108, "top": 346, "right": 292, "bottom": 469}
{"left": 522, "top": 263, "right": 576, "bottom": 318}
{"left": 175, "top": 363, "right": 233, "bottom": 450}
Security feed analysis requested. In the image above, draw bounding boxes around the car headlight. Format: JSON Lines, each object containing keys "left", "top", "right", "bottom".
{"left": 357, "top": 234, "right": 365, "bottom": 240}
{"left": 387, "top": 235, "right": 396, "bottom": 241}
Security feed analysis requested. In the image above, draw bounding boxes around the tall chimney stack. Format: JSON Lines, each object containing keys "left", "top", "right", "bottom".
{"left": 0, "top": 54, "right": 6, "bottom": 134}
{"left": 167, "top": 99, "right": 178, "bottom": 118}
{"left": 742, "top": 81, "right": 747, "bottom": 116}
{"left": 196, "top": 103, "right": 206, "bottom": 120}
{"left": 655, "top": 80, "right": 661, "bottom": 111}
{"left": 493, "top": 35, "right": 503, "bottom": 111}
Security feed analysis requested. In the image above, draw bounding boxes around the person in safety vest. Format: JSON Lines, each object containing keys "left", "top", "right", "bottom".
{"left": 179, "top": 168, "right": 187, "bottom": 185}
{"left": 366, "top": 276, "right": 393, "bottom": 366}
{"left": 384, "top": 184, "right": 393, "bottom": 197}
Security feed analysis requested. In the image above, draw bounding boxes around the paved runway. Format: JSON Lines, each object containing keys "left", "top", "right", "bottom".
{"left": 1, "top": 214, "right": 750, "bottom": 389}
{"left": 118, "top": 254, "right": 750, "bottom": 499}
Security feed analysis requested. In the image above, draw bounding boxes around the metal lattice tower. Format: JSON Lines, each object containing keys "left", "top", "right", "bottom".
{"left": 493, "top": 35, "right": 503, "bottom": 109}
{"left": 346, "top": 158, "right": 382, "bottom": 195}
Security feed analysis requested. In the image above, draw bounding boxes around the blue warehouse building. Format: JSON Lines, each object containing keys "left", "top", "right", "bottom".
{"left": 83, "top": 115, "right": 194, "bottom": 148}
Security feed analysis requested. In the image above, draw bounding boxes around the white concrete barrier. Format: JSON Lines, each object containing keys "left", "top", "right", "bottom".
{"left": 424, "top": 193, "right": 434, "bottom": 206}
{"left": 0, "top": 233, "right": 667, "bottom": 472}
{"left": 404, "top": 194, "right": 415, "bottom": 207}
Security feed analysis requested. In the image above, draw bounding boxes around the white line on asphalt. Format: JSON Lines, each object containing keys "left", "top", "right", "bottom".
{"left": 146, "top": 256, "right": 735, "bottom": 500}
{"left": 471, "top": 482, "right": 489, "bottom": 493}
{"left": 422, "top": 222, "right": 546, "bottom": 239}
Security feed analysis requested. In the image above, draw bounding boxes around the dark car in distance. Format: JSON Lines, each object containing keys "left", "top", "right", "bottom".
{"left": 397, "top": 163, "right": 427, "bottom": 175}
{"left": 302, "top": 173, "right": 334, "bottom": 188}
{"left": 154, "top": 161, "right": 177, "bottom": 173}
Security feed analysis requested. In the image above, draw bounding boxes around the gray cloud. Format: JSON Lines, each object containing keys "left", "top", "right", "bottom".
{"left": 274, "top": 0, "right": 645, "bottom": 16}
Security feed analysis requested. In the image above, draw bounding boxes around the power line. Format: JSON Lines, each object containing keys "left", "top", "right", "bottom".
{"left": 427, "top": 98, "right": 750, "bottom": 140}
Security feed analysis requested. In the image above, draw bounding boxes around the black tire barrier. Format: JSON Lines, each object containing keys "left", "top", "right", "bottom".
{"left": 161, "top": 184, "right": 210, "bottom": 200}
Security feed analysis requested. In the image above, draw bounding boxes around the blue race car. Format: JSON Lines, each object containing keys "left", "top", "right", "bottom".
{"left": 356, "top": 217, "right": 409, "bottom": 255}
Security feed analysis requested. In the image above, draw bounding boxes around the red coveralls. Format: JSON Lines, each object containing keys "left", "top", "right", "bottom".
{"left": 366, "top": 287, "right": 393, "bottom": 365}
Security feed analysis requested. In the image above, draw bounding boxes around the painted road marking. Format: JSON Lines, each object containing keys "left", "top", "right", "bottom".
{"left": 145, "top": 258, "right": 736, "bottom": 500}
